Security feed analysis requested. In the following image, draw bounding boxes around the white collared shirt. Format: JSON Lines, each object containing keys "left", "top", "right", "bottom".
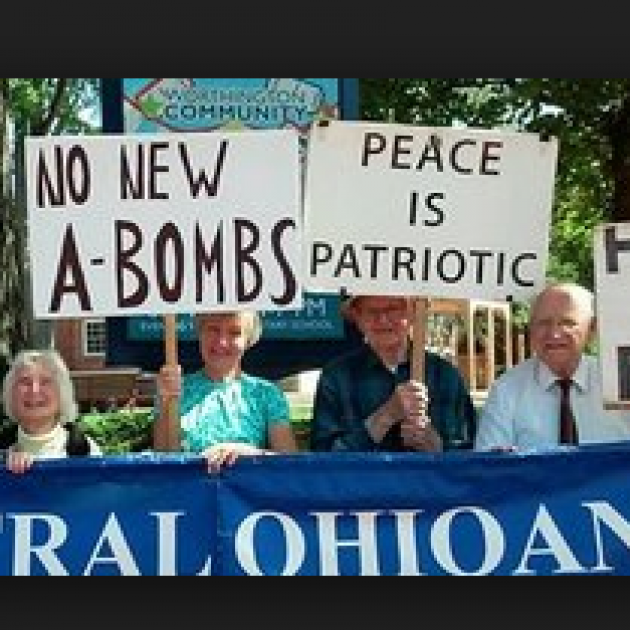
{"left": 474, "top": 355, "right": 630, "bottom": 451}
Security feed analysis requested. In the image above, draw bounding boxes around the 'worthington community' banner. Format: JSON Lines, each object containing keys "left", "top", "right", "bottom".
{"left": 2, "top": 447, "right": 630, "bottom": 575}
{"left": 25, "top": 129, "right": 301, "bottom": 318}
{"left": 122, "top": 78, "right": 341, "bottom": 136}
{"left": 304, "top": 120, "right": 559, "bottom": 302}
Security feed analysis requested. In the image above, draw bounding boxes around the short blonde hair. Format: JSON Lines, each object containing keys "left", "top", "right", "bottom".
{"left": 194, "top": 311, "right": 263, "bottom": 349}
{"left": 2, "top": 349, "right": 78, "bottom": 425}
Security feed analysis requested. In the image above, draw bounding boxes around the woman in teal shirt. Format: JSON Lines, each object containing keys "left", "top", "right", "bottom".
{"left": 154, "top": 311, "right": 298, "bottom": 470}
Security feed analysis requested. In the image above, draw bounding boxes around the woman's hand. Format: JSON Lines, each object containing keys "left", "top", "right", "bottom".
{"left": 156, "top": 365, "right": 182, "bottom": 403}
{"left": 203, "top": 443, "right": 266, "bottom": 473}
{"left": 6, "top": 450, "right": 35, "bottom": 474}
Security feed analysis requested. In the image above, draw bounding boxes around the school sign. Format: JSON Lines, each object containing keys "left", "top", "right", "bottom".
{"left": 2, "top": 447, "right": 630, "bottom": 576}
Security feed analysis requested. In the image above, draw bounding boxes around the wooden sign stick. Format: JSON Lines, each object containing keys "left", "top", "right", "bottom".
{"left": 411, "top": 298, "right": 429, "bottom": 382}
{"left": 162, "top": 314, "right": 181, "bottom": 452}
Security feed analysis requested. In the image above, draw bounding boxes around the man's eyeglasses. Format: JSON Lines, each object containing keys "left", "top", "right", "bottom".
{"left": 530, "top": 317, "right": 581, "bottom": 333}
{"left": 358, "top": 305, "right": 409, "bottom": 321}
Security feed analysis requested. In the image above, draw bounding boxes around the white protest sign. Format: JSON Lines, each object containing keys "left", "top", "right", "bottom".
{"left": 26, "top": 129, "right": 302, "bottom": 318}
{"left": 304, "top": 120, "right": 559, "bottom": 301}
{"left": 594, "top": 223, "right": 630, "bottom": 408}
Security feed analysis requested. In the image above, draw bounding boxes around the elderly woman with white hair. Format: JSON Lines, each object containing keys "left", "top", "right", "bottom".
{"left": 1, "top": 349, "right": 101, "bottom": 474}
{"left": 154, "top": 311, "right": 298, "bottom": 471}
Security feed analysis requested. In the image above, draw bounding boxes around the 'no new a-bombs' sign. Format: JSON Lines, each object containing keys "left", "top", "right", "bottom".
{"left": 26, "top": 129, "right": 301, "bottom": 318}
{"left": 304, "top": 120, "right": 559, "bottom": 302}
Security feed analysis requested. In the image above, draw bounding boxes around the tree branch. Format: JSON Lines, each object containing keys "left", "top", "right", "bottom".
{"left": 32, "top": 78, "right": 68, "bottom": 136}
{"left": 0, "top": 78, "right": 8, "bottom": 200}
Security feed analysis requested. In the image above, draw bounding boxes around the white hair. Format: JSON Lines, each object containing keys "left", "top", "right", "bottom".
{"left": 2, "top": 349, "right": 78, "bottom": 425}
{"left": 531, "top": 282, "right": 595, "bottom": 320}
{"left": 194, "top": 311, "right": 263, "bottom": 349}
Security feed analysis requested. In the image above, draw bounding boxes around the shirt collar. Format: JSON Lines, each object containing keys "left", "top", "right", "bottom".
{"left": 16, "top": 423, "right": 66, "bottom": 455}
{"left": 536, "top": 355, "right": 589, "bottom": 393}
{"left": 363, "top": 342, "right": 410, "bottom": 373}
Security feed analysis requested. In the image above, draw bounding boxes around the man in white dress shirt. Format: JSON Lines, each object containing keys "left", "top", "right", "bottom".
{"left": 475, "top": 283, "right": 630, "bottom": 451}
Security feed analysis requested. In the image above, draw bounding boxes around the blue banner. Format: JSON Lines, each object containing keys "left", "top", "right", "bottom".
{"left": 0, "top": 455, "right": 215, "bottom": 576}
{"left": 3, "top": 446, "right": 630, "bottom": 575}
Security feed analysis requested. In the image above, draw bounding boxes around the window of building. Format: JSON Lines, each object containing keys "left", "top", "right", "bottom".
{"left": 83, "top": 319, "right": 107, "bottom": 357}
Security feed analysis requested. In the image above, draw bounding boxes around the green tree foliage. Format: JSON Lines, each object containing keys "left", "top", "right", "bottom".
{"left": 360, "top": 79, "right": 630, "bottom": 290}
{"left": 4, "top": 78, "right": 99, "bottom": 137}
{"left": 0, "top": 79, "right": 99, "bottom": 400}
{"left": 0, "top": 196, "right": 27, "bottom": 379}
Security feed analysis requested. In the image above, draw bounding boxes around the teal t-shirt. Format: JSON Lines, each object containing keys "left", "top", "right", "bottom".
{"left": 170, "top": 371, "right": 291, "bottom": 453}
